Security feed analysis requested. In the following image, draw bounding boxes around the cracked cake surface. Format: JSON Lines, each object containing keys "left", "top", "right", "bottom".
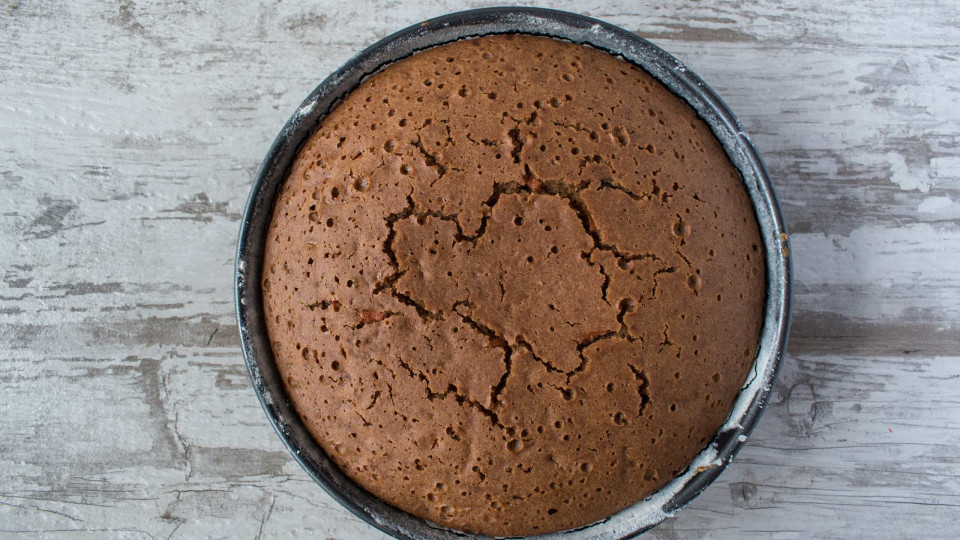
{"left": 262, "top": 34, "right": 765, "bottom": 536}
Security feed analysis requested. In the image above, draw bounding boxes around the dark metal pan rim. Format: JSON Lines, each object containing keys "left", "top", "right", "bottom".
{"left": 235, "top": 7, "right": 791, "bottom": 540}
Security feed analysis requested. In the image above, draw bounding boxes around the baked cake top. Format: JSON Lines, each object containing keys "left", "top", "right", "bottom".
{"left": 262, "top": 34, "right": 765, "bottom": 536}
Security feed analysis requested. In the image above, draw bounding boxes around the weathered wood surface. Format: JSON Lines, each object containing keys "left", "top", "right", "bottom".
{"left": 1, "top": 0, "right": 958, "bottom": 538}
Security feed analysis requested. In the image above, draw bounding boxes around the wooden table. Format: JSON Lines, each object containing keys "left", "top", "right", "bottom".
{"left": 2, "top": 1, "right": 958, "bottom": 538}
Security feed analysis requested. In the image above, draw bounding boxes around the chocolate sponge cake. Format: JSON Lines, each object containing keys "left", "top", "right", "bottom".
{"left": 261, "top": 34, "right": 765, "bottom": 536}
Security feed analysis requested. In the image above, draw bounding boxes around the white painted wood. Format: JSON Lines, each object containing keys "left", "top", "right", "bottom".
{"left": 2, "top": 0, "right": 958, "bottom": 538}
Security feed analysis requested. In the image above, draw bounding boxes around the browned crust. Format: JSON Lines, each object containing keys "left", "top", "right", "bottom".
{"left": 262, "top": 34, "right": 765, "bottom": 536}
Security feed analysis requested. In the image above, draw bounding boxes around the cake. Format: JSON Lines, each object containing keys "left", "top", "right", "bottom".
{"left": 261, "top": 34, "right": 765, "bottom": 536}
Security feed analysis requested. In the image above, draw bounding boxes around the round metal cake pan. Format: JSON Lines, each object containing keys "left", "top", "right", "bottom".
{"left": 235, "top": 7, "right": 792, "bottom": 539}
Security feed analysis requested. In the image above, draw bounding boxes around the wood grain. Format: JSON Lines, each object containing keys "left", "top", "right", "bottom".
{"left": 1, "top": 0, "right": 958, "bottom": 538}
